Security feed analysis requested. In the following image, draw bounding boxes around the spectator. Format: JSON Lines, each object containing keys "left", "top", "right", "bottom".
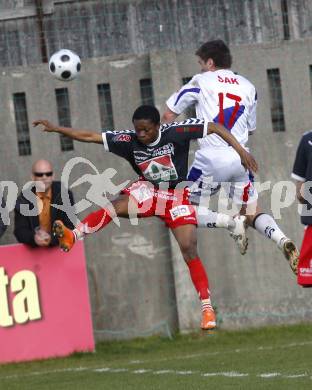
{"left": 292, "top": 131, "right": 312, "bottom": 286}
{"left": 0, "top": 185, "right": 7, "bottom": 239}
{"left": 14, "top": 159, "right": 75, "bottom": 247}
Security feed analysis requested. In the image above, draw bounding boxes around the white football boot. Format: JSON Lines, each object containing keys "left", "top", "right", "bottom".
{"left": 278, "top": 237, "right": 299, "bottom": 275}
{"left": 229, "top": 215, "right": 248, "bottom": 255}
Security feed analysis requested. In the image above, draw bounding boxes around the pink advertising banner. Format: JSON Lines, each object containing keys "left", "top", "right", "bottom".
{"left": 0, "top": 241, "right": 94, "bottom": 364}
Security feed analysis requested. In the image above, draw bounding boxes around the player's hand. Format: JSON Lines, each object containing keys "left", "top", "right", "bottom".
{"left": 32, "top": 119, "right": 58, "bottom": 133}
{"left": 34, "top": 231, "right": 51, "bottom": 247}
{"left": 239, "top": 149, "right": 258, "bottom": 173}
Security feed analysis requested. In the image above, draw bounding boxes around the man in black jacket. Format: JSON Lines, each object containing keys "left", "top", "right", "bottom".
{"left": 0, "top": 185, "right": 7, "bottom": 240}
{"left": 14, "top": 159, "right": 75, "bottom": 247}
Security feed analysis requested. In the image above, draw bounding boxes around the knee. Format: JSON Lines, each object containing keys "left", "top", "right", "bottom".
{"left": 246, "top": 214, "right": 255, "bottom": 226}
{"left": 179, "top": 236, "right": 197, "bottom": 260}
{"left": 246, "top": 211, "right": 261, "bottom": 227}
{"left": 112, "top": 197, "right": 129, "bottom": 218}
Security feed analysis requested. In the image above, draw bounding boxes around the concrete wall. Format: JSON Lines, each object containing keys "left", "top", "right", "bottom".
{"left": 1, "top": 37, "right": 312, "bottom": 338}
{"left": 1, "top": 0, "right": 312, "bottom": 66}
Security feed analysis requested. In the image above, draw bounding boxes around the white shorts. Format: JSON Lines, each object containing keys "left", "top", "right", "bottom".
{"left": 188, "top": 146, "right": 258, "bottom": 205}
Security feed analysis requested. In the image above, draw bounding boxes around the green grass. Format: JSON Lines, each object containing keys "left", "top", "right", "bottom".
{"left": 1, "top": 323, "right": 312, "bottom": 390}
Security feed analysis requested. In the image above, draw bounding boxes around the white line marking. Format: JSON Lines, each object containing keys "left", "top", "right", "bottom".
{"left": 223, "top": 372, "right": 249, "bottom": 377}
{"left": 1, "top": 340, "right": 312, "bottom": 381}
{"left": 93, "top": 368, "right": 111, "bottom": 373}
{"left": 284, "top": 374, "right": 308, "bottom": 378}
{"left": 259, "top": 373, "right": 281, "bottom": 378}
{"left": 202, "top": 372, "right": 249, "bottom": 377}
{"left": 128, "top": 340, "right": 312, "bottom": 365}
{"left": 2, "top": 367, "right": 311, "bottom": 381}
{"left": 133, "top": 369, "right": 151, "bottom": 374}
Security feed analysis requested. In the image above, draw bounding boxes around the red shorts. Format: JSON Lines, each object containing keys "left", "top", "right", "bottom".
{"left": 298, "top": 226, "right": 312, "bottom": 287}
{"left": 121, "top": 180, "right": 197, "bottom": 229}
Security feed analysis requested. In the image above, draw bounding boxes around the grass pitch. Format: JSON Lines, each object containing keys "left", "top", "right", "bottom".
{"left": 1, "top": 323, "right": 312, "bottom": 390}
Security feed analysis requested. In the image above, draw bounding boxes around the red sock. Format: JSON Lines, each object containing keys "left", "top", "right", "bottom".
{"left": 80, "top": 208, "right": 112, "bottom": 233}
{"left": 187, "top": 257, "right": 210, "bottom": 300}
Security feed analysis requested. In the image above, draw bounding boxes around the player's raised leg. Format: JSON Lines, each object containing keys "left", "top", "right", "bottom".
{"left": 53, "top": 195, "right": 129, "bottom": 252}
{"left": 171, "top": 224, "right": 216, "bottom": 330}
{"left": 245, "top": 207, "right": 299, "bottom": 275}
{"left": 188, "top": 155, "right": 249, "bottom": 255}
{"left": 195, "top": 207, "right": 248, "bottom": 255}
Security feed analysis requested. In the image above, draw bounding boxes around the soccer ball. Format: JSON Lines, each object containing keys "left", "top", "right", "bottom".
{"left": 48, "top": 49, "right": 81, "bottom": 81}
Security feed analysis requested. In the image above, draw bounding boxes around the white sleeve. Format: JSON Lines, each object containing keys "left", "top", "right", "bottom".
{"left": 166, "top": 77, "right": 201, "bottom": 115}
{"left": 102, "top": 132, "right": 109, "bottom": 151}
{"left": 247, "top": 89, "right": 257, "bottom": 132}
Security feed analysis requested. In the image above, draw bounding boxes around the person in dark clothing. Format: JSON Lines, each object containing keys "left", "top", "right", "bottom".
{"left": 292, "top": 130, "right": 312, "bottom": 286}
{"left": 33, "top": 105, "right": 257, "bottom": 330}
{"left": 14, "top": 159, "right": 75, "bottom": 247}
{"left": 0, "top": 185, "right": 7, "bottom": 239}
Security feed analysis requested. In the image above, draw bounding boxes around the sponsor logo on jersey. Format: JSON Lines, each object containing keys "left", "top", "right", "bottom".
{"left": 138, "top": 155, "right": 178, "bottom": 183}
{"left": 133, "top": 150, "right": 151, "bottom": 161}
{"left": 300, "top": 259, "right": 312, "bottom": 275}
{"left": 130, "top": 184, "right": 154, "bottom": 203}
{"left": 170, "top": 205, "right": 192, "bottom": 220}
{"left": 113, "top": 134, "right": 131, "bottom": 142}
{"left": 148, "top": 143, "right": 174, "bottom": 157}
{"left": 134, "top": 144, "right": 174, "bottom": 163}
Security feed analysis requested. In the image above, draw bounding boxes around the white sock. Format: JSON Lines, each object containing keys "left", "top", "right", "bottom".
{"left": 72, "top": 222, "right": 90, "bottom": 241}
{"left": 201, "top": 298, "right": 213, "bottom": 312}
{"left": 196, "top": 207, "right": 235, "bottom": 229}
{"left": 253, "top": 213, "right": 286, "bottom": 244}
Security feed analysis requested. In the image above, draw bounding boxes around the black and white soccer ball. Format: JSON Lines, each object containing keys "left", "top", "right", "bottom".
{"left": 48, "top": 49, "right": 81, "bottom": 81}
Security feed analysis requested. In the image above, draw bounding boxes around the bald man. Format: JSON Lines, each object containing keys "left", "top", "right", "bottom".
{"left": 14, "top": 159, "right": 75, "bottom": 247}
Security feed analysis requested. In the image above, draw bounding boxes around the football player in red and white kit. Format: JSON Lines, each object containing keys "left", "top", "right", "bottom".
{"left": 162, "top": 39, "right": 299, "bottom": 275}
{"left": 33, "top": 105, "right": 257, "bottom": 330}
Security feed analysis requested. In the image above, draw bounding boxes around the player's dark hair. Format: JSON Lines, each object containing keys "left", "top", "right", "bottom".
{"left": 195, "top": 39, "right": 232, "bottom": 68}
{"left": 132, "top": 105, "right": 160, "bottom": 125}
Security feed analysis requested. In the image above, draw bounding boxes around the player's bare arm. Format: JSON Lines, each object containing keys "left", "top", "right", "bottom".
{"left": 32, "top": 119, "right": 103, "bottom": 144}
{"left": 296, "top": 181, "right": 305, "bottom": 203}
{"left": 161, "top": 107, "right": 179, "bottom": 123}
{"left": 207, "top": 122, "right": 258, "bottom": 173}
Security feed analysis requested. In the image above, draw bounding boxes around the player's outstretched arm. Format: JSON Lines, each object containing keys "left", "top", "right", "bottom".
{"left": 161, "top": 107, "right": 179, "bottom": 123}
{"left": 32, "top": 119, "right": 103, "bottom": 144}
{"left": 207, "top": 122, "right": 258, "bottom": 173}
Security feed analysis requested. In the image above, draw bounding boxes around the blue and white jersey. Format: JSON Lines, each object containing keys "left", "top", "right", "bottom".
{"left": 166, "top": 69, "right": 257, "bottom": 148}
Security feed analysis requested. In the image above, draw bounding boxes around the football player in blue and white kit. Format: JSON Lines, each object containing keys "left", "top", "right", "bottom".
{"left": 162, "top": 39, "right": 299, "bottom": 275}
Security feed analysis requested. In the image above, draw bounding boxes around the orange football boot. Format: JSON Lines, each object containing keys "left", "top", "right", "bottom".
{"left": 201, "top": 308, "right": 216, "bottom": 330}
{"left": 53, "top": 220, "right": 75, "bottom": 252}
